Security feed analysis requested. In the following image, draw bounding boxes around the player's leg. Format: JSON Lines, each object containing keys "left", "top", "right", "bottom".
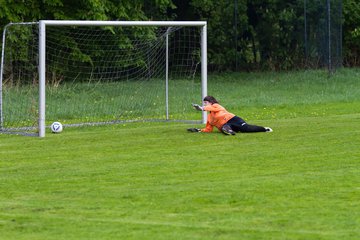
{"left": 227, "top": 116, "right": 273, "bottom": 133}
{"left": 225, "top": 116, "right": 246, "bottom": 133}
{"left": 239, "top": 124, "right": 273, "bottom": 133}
{"left": 221, "top": 124, "right": 236, "bottom": 135}
{"left": 220, "top": 116, "right": 245, "bottom": 135}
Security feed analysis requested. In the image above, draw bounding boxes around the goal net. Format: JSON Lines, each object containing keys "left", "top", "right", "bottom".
{"left": 0, "top": 21, "right": 207, "bottom": 137}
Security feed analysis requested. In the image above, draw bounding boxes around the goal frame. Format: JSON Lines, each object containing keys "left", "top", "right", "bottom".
{"left": 1, "top": 20, "right": 207, "bottom": 137}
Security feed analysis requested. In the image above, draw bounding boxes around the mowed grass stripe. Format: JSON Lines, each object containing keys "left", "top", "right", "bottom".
{"left": 1, "top": 70, "right": 360, "bottom": 239}
{"left": 1, "top": 118, "right": 359, "bottom": 240}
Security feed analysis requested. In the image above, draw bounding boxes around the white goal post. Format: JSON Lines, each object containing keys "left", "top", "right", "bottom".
{"left": 1, "top": 20, "right": 208, "bottom": 137}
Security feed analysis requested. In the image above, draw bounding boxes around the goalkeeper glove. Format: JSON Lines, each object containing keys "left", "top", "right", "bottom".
{"left": 187, "top": 128, "right": 201, "bottom": 132}
{"left": 192, "top": 103, "right": 203, "bottom": 111}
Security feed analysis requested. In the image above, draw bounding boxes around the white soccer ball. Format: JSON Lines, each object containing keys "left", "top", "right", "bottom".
{"left": 50, "top": 122, "right": 63, "bottom": 133}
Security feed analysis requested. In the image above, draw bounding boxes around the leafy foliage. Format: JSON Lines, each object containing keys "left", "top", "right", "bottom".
{"left": 0, "top": 0, "right": 358, "bottom": 71}
{"left": 343, "top": 0, "right": 360, "bottom": 66}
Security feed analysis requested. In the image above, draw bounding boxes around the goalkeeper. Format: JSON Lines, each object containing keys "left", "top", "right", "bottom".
{"left": 188, "top": 96, "right": 273, "bottom": 135}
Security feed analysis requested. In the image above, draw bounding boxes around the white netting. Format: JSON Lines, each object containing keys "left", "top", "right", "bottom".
{"left": 1, "top": 22, "right": 204, "bottom": 135}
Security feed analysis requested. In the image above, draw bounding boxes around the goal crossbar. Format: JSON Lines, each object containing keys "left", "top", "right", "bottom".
{"left": 41, "top": 20, "right": 207, "bottom": 27}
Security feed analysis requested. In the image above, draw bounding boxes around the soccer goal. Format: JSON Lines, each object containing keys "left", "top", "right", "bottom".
{"left": 0, "top": 20, "right": 207, "bottom": 137}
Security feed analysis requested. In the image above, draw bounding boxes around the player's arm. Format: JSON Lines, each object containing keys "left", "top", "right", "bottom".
{"left": 189, "top": 103, "right": 213, "bottom": 132}
{"left": 187, "top": 118, "right": 213, "bottom": 133}
{"left": 192, "top": 103, "right": 203, "bottom": 111}
{"left": 187, "top": 128, "right": 201, "bottom": 132}
{"left": 200, "top": 120, "right": 213, "bottom": 132}
{"left": 203, "top": 104, "right": 221, "bottom": 112}
{"left": 201, "top": 126, "right": 213, "bottom": 132}
{"left": 187, "top": 124, "right": 213, "bottom": 133}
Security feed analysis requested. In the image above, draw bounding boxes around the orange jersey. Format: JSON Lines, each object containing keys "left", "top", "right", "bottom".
{"left": 201, "top": 103, "right": 235, "bottom": 132}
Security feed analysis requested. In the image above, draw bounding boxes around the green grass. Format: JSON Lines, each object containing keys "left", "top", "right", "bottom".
{"left": 1, "top": 69, "right": 360, "bottom": 239}
{"left": 2, "top": 78, "right": 201, "bottom": 129}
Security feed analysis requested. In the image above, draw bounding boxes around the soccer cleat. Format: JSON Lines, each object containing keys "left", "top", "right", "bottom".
{"left": 265, "top": 127, "right": 273, "bottom": 132}
{"left": 222, "top": 125, "right": 236, "bottom": 135}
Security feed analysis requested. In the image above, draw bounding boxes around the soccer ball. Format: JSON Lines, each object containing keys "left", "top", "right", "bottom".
{"left": 50, "top": 122, "right": 63, "bottom": 133}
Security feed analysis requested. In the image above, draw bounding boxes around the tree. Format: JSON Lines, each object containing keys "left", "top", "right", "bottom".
{"left": 0, "top": 0, "right": 176, "bottom": 85}
{"left": 190, "top": 0, "right": 249, "bottom": 71}
{"left": 2, "top": 0, "right": 360, "bottom": 71}
{"left": 343, "top": 0, "right": 360, "bottom": 66}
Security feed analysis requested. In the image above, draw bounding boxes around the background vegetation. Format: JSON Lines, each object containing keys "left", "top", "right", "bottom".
{"left": 1, "top": 0, "right": 359, "bottom": 72}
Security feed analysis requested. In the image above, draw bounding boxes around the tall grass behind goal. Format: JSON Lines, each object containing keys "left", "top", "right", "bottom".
{"left": 0, "top": 21, "right": 207, "bottom": 137}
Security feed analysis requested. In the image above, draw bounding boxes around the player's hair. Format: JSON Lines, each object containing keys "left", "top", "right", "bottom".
{"left": 203, "top": 96, "right": 219, "bottom": 104}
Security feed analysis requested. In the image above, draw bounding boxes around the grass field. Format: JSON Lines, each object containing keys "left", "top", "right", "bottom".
{"left": 1, "top": 69, "right": 360, "bottom": 239}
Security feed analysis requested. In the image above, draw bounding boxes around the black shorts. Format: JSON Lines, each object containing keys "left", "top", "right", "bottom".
{"left": 223, "top": 116, "right": 266, "bottom": 133}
